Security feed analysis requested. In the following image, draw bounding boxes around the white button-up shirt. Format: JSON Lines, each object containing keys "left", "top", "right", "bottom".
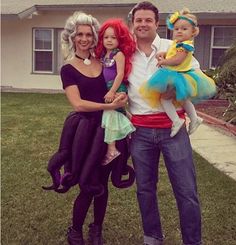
{"left": 128, "top": 34, "right": 200, "bottom": 115}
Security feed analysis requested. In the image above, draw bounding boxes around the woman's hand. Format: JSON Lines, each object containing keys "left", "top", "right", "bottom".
{"left": 111, "top": 92, "right": 128, "bottom": 109}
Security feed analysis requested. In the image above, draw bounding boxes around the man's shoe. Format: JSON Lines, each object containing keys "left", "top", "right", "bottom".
{"left": 87, "top": 223, "right": 103, "bottom": 245}
{"left": 67, "top": 227, "right": 84, "bottom": 245}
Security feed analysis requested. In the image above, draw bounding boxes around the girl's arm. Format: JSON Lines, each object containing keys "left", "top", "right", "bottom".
{"left": 65, "top": 85, "right": 127, "bottom": 112}
{"left": 104, "top": 51, "right": 125, "bottom": 102}
{"left": 158, "top": 50, "right": 188, "bottom": 67}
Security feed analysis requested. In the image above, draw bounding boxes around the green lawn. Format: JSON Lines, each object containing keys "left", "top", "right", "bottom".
{"left": 1, "top": 92, "right": 236, "bottom": 245}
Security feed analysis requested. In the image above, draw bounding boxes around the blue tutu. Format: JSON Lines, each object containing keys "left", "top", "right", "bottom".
{"left": 140, "top": 67, "right": 216, "bottom": 106}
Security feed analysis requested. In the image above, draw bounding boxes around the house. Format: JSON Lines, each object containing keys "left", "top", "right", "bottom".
{"left": 1, "top": 0, "right": 236, "bottom": 91}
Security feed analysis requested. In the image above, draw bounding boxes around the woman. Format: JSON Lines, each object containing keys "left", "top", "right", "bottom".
{"left": 60, "top": 12, "right": 127, "bottom": 245}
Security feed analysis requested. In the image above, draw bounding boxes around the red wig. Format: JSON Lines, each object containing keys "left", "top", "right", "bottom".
{"left": 95, "top": 19, "right": 136, "bottom": 80}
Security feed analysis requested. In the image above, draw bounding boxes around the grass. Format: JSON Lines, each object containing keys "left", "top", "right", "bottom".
{"left": 1, "top": 92, "right": 236, "bottom": 245}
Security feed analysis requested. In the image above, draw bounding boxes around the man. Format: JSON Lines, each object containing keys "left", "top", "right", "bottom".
{"left": 128, "top": 2, "right": 202, "bottom": 245}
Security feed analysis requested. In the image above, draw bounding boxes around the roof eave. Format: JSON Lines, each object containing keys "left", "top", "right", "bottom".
{"left": 18, "top": 6, "right": 37, "bottom": 19}
{"left": 16, "top": 3, "right": 136, "bottom": 19}
{"left": 2, "top": 5, "right": 236, "bottom": 20}
{"left": 1, "top": 14, "right": 19, "bottom": 20}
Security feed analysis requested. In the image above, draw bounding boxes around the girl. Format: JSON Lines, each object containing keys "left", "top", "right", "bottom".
{"left": 95, "top": 19, "right": 136, "bottom": 165}
{"left": 140, "top": 8, "right": 216, "bottom": 137}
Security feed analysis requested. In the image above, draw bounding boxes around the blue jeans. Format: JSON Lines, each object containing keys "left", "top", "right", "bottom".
{"left": 130, "top": 126, "right": 201, "bottom": 245}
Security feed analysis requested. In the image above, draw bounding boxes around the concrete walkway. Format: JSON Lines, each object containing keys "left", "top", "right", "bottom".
{"left": 190, "top": 123, "right": 236, "bottom": 181}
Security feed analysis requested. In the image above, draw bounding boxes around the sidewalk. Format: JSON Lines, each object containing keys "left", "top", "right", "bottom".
{"left": 190, "top": 123, "right": 236, "bottom": 181}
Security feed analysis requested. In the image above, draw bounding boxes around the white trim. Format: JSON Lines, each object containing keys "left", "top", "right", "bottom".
{"left": 56, "top": 29, "right": 64, "bottom": 73}
{"left": 209, "top": 26, "right": 214, "bottom": 68}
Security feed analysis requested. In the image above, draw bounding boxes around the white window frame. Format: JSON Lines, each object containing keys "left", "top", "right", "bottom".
{"left": 56, "top": 29, "right": 64, "bottom": 74}
{"left": 210, "top": 26, "right": 236, "bottom": 68}
{"left": 33, "top": 28, "right": 54, "bottom": 74}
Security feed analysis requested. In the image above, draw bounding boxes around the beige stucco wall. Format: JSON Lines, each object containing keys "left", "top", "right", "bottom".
{"left": 2, "top": 8, "right": 236, "bottom": 91}
{"left": 1, "top": 8, "right": 130, "bottom": 90}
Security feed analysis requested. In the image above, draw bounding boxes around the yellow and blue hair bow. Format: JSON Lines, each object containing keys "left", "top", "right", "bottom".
{"left": 166, "top": 11, "right": 196, "bottom": 30}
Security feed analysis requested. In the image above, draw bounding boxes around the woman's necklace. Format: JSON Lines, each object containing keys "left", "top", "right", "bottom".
{"left": 75, "top": 53, "right": 91, "bottom": 65}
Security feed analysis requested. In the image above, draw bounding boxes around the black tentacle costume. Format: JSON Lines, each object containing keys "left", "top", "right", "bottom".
{"left": 42, "top": 111, "right": 135, "bottom": 195}
{"left": 42, "top": 64, "right": 135, "bottom": 196}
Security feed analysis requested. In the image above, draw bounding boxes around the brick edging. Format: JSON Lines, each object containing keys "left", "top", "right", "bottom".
{"left": 196, "top": 110, "right": 236, "bottom": 136}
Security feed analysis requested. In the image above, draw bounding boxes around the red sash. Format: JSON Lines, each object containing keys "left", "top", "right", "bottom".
{"left": 131, "top": 110, "right": 185, "bottom": 128}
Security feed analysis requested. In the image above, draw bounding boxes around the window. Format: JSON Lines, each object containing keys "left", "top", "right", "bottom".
{"left": 33, "top": 28, "right": 63, "bottom": 74}
{"left": 210, "top": 26, "right": 236, "bottom": 68}
{"left": 158, "top": 26, "right": 167, "bottom": 38}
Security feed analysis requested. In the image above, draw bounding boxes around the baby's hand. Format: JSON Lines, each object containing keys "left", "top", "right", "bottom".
{"left": 157, "top": 57, "right": 165, "bottom": 67}
{"left": 104, "top": 90, "right": 115, "bottom": 103}
{"left": 156, "top": 52, "right": 166, "bottom": 67}
{"left": 156, "top": 52, "right": 166, "bottom": 60}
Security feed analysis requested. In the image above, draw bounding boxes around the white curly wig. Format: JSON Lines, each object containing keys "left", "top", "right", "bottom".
{"left": 61, "top": 12, "right": 100, "bottom": 60}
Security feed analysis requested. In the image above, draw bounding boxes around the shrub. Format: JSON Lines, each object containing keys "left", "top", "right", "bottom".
{"left": 206, "top": 42, "right": 236, "bottom": 124}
